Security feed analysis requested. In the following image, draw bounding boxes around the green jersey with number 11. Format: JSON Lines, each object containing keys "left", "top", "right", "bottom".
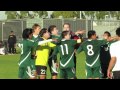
{"left": 77, "top": 39, "right": 107, "bottom": 67}
{"left": 53, "top": 39, "right": 77, "bottom": 69}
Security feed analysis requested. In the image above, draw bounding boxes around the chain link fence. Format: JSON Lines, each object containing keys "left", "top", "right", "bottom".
{"left": 92, "top": 20, "right": 120, "bottom": 38}
{"left": 1, "top": 19, "right": 120, "bottom": 43}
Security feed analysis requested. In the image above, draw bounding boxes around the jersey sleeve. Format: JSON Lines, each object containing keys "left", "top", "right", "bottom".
{"left": 70, "top": 40, "right": 77, "bottom": 46}
{"left": 98, "top": 39, "right": 107, "bottom": 46}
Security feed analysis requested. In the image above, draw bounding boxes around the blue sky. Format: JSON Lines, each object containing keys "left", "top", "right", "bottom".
{"left": 0, "top": 11, "right": 53, "bottom": 20}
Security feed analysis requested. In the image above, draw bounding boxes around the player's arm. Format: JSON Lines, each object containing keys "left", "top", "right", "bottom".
{"left": 76, "top": 43, "right": 83, "bottom": 53}
{"left": 107, "top": 44, "right": 117, "bottom": 79}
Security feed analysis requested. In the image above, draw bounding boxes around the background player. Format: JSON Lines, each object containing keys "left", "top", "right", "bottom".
{"left": 77, "top": 30, "right": 107, "bottom": 79}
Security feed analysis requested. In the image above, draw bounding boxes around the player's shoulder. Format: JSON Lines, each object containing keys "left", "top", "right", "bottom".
{"left": 27, "top": 39, "right": 34, "bottom": 42}
{"left": 111, "top": 40, "right": 120, "bottom": 47}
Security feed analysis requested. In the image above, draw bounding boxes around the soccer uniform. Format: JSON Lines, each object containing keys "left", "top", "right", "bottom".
{"left": 110, "top": 41, "right": 120, "bottom": 79}
{"left": 48, "top": 35, "right": 60, "bottom": 76}
{"left": 77, "top": 39, "right": 107, "bottom": 78}
{"left": 100, "top": 41, "right": 115, "bottom": 78}
{"left": 53, "top": 39, "right": 77, "bottom": 79}
{"left": 31, "top": 35, "right": 40, "bottom": 71}
{"left": 35, "top": 37, "right": 56, "bottom": 75}
{"left": 18, "top": 39, "right": 38, "bottom": 79}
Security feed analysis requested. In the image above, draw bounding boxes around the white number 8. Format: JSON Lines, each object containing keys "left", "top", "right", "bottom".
{"left": 87, "top": 45, "right": 94, "bottom": 56}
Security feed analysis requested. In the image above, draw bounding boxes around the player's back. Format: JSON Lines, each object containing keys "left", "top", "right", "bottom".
{"left": 80, "top": 39, "right": 106, "bottom": 67}
{"left": 57, "top": 39, "right": 76, "bottom": 69}
{"left": 19, "top": 39, "right": 34, "bottom": 66}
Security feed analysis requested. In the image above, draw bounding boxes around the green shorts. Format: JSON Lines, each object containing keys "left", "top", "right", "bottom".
{"left": 60, "top": 67, "right": 76, "bottom": 79}
{"left": 18, "top": 65, "right": 36, "bottom": 79}
{"left": 85, "top": 65, "right": 102, "bottom": 78}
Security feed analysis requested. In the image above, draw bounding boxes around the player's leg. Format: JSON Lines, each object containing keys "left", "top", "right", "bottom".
{"left": 66, "top": 67, "right": 76, "bottom": 79}
{"left": 18, "top": 67, "right": 24, "bottom": 79}
{"left": 30, "top": 60, "right": 37, "bottom": 79}
{"left": 11, "top": 44, "right": 14, "bottom": 54}
{"left": 112, "top": 71, "right": 120, "bottom": 79}
{"left": 60, "top": 69, "right": 66, "bottom": 79}
{"left": 36, "top": 65, "right": 47, "bottom": 79}
{"left": 86, "top": 66, "right": 93, "bottom": 79}
{"left": 8, "top": 44, "right": 11, "bottom": 54}
{"left": 73, "top": 54, "right": 77, "bottom": 79}
{"left": 93, "top": 66, "right": 102, "bottom": 79}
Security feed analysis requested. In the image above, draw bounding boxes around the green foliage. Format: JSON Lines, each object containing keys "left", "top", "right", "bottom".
{"left": 52, "top": 11, "right": 77, "bottom": 18}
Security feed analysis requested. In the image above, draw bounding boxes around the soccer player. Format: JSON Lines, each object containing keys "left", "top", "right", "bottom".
{"left": 107, "top": 27, "right": 120, "bottom": 79}
{"left": 35, "top": 28, "right": 56, "bottom": 79}
{"left": 18, "top": 28, "right": 55, "bottom": 79}
{"left": 100, "top": 31, "right": 116, "bottom": 78}
{"left": 77, "top": 30, "right": 107, "bottom": 79}
{"left": 52, "top": 31, "right": 81, "bottom": 79}
{"left": 48, "top": 25, "right": 60, "bottom": 79}
{"left": 63, "top": 23, "right": 85, "bottom": 78}
{"left": 31, "top": 23, "right": 41, "bottom": 78}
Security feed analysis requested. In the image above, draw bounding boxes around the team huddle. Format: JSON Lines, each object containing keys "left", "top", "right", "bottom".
{"left": 18, "top": 23, "right": 120, "bottom": 79}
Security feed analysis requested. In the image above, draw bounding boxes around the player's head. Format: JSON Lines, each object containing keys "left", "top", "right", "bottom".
{"left": 62, "top": 31, "right": 71, "bottom": 40}
{"left": 48, "top": 25, "right": 58, "bottom": 36}
{"left": 103, "top": 31, "right": 111, "bottom": 40}
{"left": 63, "top": 23, "right": 71, "bottom": 31}
{"left": 22, "top": 28, "right": 33, "bottom": 39}
{"left": 88, "top": 30, "right": 96, "bottom": 40}
{"left": 39, "top": 28, "right": 50, "bottom": 39}
{"left": 10, "top": 31, "right": 14, "bottom": 35}
{"left": 32, "top": 23, "right": 41, "bottom": 35}
{"left": 116, "top": 27, "right": 120, "bottom": 39}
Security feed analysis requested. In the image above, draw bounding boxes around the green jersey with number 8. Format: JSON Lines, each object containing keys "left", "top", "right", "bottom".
{"left": 77, "top": 39, "right": 107, "bottom": 67}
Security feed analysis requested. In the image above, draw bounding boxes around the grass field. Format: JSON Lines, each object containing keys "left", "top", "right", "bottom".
{"left": 0, "top": 52, "right": 86, "bottom": 79}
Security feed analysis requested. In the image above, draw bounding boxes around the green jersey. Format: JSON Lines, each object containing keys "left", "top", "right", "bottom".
{"left": 18, "top": 39, "right": 38, "bottom": 67}
{"left": 53, "top": 39, "right": 77, "bottom": 69}
{"left": 77, "top": 39, "right": 107, "bottom": 67}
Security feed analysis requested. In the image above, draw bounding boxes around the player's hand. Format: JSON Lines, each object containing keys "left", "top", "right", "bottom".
{"left": 31, "top": 55, "right": 37, "bottom": 59}
{"left": 52, "top": 39, "right": 58, "bottom": 42}
{"left": 75, "top": 30, "right": 86, "bottom": 35}
{"left": 107, "top": 70, "right": 112, "bottom": 79}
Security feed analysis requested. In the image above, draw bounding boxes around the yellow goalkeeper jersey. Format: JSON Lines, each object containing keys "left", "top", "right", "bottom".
{"left": 35, "top": 37, "right": 56, "bottom": 66}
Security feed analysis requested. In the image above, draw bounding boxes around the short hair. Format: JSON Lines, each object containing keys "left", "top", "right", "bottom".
{"left": 48, "top": 25, "right": 56, "bottom": 34}
{"left": 32, "top": 23, "right": 40, "bottom": 30}
{"left": 39, "top": 28, "right": 48, "bottom": 37}
{"left": 11, "top": 31, "right": 14, "bottom": 33}
{"left": 22, "top": 28, "right": 33, "bottom": 39}
{"left": 63, "top": 23, "right": 71, "bottom": 27}
{"left": 61, "top": 31, "right": 69, "bottom": 38}
{"left": 104, "top": 31, "right": 111, "bottom": 37}
{"left": 116, "top": 27, "right": 120, "bottom": 37}
{"left": 88, "top": 30, "right": 96, "bottom": 38}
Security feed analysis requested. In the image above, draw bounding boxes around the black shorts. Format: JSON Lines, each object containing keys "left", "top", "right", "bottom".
{"left": 113, "top": 71, "right": 120, "bottom": 79}
{"left": 36, "top": 66, "right": 47, "bottom": 75}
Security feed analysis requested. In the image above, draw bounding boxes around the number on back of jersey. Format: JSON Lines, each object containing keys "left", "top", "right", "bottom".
{"left": 87, "top": 45, "right": 94, "bottom": 56}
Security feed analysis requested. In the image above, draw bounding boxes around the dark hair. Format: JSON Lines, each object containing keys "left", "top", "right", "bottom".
{"left": 22, "top": 28, "right": 33, "bottom": 39}
{"left": 88, "top": 30, "right": 96, "bottom": 38}
{"left": 39, "top": 28, "right": 48, "bottom": 37}
{"left": 116, "top": 27, "right": 120, "bottom": 37}
{"left": 11, "top": 31, "right": 14, "bottom": 33}
{"left": 48, "top": 25, "right": 56, "bottom": 34}
{"left": 63, "top": 23, "right": 71, "bottom": 27}
{"left": 104, "top": 31, "right": 111, "bottom": 37}
{"left": 62, "top": 31, "right": 69, "bottom": 38}
{"left": 32, "top": 23, "right": 40, "bottom": 30}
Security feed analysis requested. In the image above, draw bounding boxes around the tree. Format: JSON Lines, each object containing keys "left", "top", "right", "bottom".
{"left": 52, "top": 11, "right": 77, "bottom": 18}
{"left": 5, "top": 11, "right": 17, "bottom": 19}
{"left": 33, "top": 11, "right": 48, "bottom": 18}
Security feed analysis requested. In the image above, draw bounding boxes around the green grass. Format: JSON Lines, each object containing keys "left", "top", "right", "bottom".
{"left": 0, "top": 52, "right": 86, "bottom": 79}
